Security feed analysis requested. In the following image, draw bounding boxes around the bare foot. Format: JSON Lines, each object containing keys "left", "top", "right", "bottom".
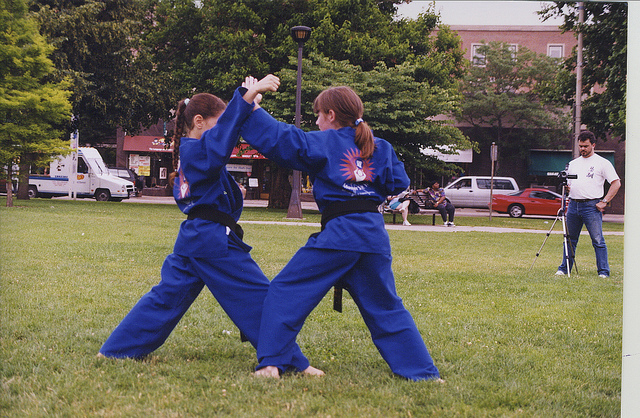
{"left": 96, "top": 353, "right": 105, "bottom": 358}
{"left": 302, "top": 365, "right": 325, "bottom": 376}
{"left": 253, "top": 366, "right": 280, "bottom": 378}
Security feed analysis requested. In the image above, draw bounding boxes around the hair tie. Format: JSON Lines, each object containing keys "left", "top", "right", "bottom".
{"left": 184, "top": 98, "right": 190, "bottom": 106}
{"left": 355, "top": 118, "right": 363, "bottom": 126}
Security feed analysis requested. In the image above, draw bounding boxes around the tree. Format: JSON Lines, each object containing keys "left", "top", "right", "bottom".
{"left": 146, "top": 1, "right": 469, "bottom": 206}
{"left": 147, "top": 0, "right": 466, "bottom": 98}
{"left": 0, "top": 0, "right": 72, "bottom": 205}
{"left": 540, "top": 2, "right": 627, "bottom": 140}
{"left": 30, "top": 0, "right": 172, "bottom": 144}
{"left": 457, "top": 41, "right": 570, "bottom": 162}
{"left": 262, "top": 53, "right": 472, "bottom": 197}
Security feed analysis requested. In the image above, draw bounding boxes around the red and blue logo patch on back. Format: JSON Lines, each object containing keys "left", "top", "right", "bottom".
{"left": 340, "top": 148, "right": 374, "bottom": 182}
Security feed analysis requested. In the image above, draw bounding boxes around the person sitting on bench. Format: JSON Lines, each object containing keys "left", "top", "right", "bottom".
{"left": 425, "top": 180, "right": 455, "bottom": 226}
{"left": 386, "top": 190, "right": 412, "bottom": 226}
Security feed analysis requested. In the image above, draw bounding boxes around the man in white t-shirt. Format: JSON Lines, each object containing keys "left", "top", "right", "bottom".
{"left": 556, "top": 131, "right": 621, "bottom": 278}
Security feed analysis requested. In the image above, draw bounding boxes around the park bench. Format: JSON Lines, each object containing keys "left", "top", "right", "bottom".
{"left": 380, "top": 191, "right": 439, "bottom": 225}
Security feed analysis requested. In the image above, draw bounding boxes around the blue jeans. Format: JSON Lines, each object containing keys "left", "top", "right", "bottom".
{"left": 558, "top": 199, "right": 609, "bottom": 276}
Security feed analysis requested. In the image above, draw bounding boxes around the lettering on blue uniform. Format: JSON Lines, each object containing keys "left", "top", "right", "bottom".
{"left": 342, "top": 182, "right": 375, "bottom": 195}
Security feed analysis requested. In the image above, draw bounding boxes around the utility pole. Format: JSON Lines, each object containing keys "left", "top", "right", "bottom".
{"left": 573, "top": 2, "right": 584, "bottom": 158}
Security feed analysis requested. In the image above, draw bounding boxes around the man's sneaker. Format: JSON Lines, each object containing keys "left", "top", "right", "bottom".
{"left": 598, "top": 274, "right": 609, "bottom": 278}
{"left": 403, "top": 221, "right": 411, "bottom": 226}
{"left": 555, "top": 270, "right": 566, "bottom": 276}
{"left": 447, "top": 222, "right": 455, "bottom": 227}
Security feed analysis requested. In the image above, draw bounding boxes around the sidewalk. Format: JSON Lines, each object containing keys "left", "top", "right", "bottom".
{"left": 124, "top": 195, "right": 623, "bottom": 235}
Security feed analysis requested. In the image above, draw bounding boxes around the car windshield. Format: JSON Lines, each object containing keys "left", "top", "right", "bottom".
{"left": 508, "top": 190, "right": 525, "bottom": 196}
{"left": 531, "top": 190, "right": 562, "bottom": 200}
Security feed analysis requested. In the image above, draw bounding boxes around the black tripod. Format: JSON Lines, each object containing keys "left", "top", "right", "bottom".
{"left": 529, "top": 184, "right": 578, "bottom": 276}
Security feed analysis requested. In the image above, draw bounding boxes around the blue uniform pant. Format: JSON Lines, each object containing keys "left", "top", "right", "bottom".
{"left": 100, "top": 239, "right": 310, "bottom": 371}
{"left": 256, "top": 247, "right": 440, "bottom": 380}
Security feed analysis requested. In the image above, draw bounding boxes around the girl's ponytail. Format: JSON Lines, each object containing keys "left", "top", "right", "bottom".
{"left": 169, "top": 99, "right": 188, "bottom": 186}
{"left": 354, "top": 118, "right": 374, "bottom": 159}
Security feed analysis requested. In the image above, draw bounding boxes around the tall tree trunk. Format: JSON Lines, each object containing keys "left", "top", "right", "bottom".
{"left": 17, "top": 159, "right": 31, "bottom": 200}
{"left": 268, "top": 166, "right": 292, "bottom": 209}
{"left": 5, "top": 164, "right": 14, "bottom": 207}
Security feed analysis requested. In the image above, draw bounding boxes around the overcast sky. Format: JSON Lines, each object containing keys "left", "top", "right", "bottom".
{"left": 396, "top": 1, "right": 564, "bottom": 26}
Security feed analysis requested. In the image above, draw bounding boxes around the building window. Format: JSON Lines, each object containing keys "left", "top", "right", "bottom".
{"left": 548, "top": 44, "right": 564, "bottom": 59}
{"left": 471, "top": 44, "right": 486, "bottom": 66}
{"left": 472, "top": 43, "right": 517, "bottom": 66}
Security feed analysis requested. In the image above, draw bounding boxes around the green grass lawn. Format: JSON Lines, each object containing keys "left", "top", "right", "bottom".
{"left": 1, "top": 198, "right": 623, "bottom": 416}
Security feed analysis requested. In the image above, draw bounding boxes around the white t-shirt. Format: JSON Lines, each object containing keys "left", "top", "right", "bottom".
{"left": 566, "top": 153, "right": 619, "bottom": 200}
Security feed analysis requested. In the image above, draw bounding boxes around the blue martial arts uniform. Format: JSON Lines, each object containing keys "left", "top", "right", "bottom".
{"left": 99, "top": 88, "right": 309, "bottom": 371}
{"left": 240, "top": 108, "right": 440, "bottom": 380}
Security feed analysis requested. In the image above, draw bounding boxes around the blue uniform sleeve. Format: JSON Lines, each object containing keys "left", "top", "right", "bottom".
{"left": 241, "top": 106, "right": 409, "bottom": 201}
{"left": 240, "top": 107, "right": 321, "bottom": 173}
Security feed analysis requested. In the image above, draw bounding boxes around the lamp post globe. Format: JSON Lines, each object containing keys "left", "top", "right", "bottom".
{"left": 290, "top": 26, "right": 311, "bottom": 44}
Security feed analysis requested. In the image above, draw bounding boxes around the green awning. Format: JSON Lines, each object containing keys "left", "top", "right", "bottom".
{"left": 528, "top": 150, "right": 615, "bottom": 176}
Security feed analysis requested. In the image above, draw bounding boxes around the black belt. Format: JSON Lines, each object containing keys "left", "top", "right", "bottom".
{"left": 572, "top": 198, "right": 599, "bottom": 202}
{"left": 187, "top": 205, "right": 244, "bottom": 240}
{"left": 320, "top": 199, "right": 381, "bottom": 313}
{"left": 320, "top": 199, "right": 380, "bottom": 230}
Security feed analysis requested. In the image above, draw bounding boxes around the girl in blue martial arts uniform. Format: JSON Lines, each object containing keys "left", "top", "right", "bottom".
{"left": 98, "top": 76, "right": 322, "bottom": 376}
{"left": 241, "top": 80, "right": 440, "bottom": 381}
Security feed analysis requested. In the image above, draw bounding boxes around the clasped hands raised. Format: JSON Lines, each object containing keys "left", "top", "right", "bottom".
{"left": 242, "top": 74, "right": 280, "bottom": 109}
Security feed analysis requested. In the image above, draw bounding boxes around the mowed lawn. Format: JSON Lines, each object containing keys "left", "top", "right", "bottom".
{"left": 1, "top": 198, "right": 623, "bottom": 417}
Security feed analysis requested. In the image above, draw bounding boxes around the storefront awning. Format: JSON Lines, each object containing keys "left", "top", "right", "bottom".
{"left": 529, "top": 149, "right": 615, "bottom": 176}
{"left": 123, "top": 137, "right": 265, "bottom": 159}
{"left": 124, "top": 136, "right": 172, "bottom": 153}
{"left": 232, "top": 143, "right": 266, "bottom": 159}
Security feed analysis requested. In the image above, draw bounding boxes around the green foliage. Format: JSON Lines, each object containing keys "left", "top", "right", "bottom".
{"left": 30, "top": 0, "right": 173, "bottom": 141}
{"left": 458, "top": 41, "right": 570, "bottom": 158}
{"left": 540, "top": 2, "right": 627, "bottom": 141}
{"left": 0, "top": 0, "right": 72, "bottom": 178}
{"left": 260, "top": 52, "right": 472, "bottom": 175}
{"left": 145, "top": 0, "right": 470, "bottom": 194}
{"left": 147, "top": 1, "right": 454, "bottom": 96}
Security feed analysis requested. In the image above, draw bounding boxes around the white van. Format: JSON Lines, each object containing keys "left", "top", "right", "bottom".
{"left": 29, "top": 147, "right": 134, "bottom": 201}
{"left": 443, "top": 176, "right": 519, "bottom": 208}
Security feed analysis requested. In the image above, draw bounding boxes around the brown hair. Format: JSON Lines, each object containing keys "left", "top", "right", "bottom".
{"left": 313, "top": 86, "right": 375, "bottom": 159}
{"left": 577, "top": 130, "right": 596, "bottom": 144}
{"left": 170, "top": 93, "right": 226, "bottom": 185}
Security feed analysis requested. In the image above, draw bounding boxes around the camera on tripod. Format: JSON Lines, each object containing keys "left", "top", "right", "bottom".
{"left": 557, "top": 170, "right": 577, "bottom": 186}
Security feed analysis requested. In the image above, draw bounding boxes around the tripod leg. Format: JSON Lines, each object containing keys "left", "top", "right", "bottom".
{"left": 561, "top": 211, "right": 578, "bottom": 277}
{"left": 566, "top": 233, "right": 578, "bottom": 276}
{"left": 529, "top": 214, "right": 561, "bottom": 272}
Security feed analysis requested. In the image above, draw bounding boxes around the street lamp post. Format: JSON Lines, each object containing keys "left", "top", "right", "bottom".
{"left": 286, "top": 26, "right": 311, "bottom": 219}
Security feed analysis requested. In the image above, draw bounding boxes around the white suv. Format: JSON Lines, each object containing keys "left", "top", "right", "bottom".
{"left": 443, "top": 176, "right": 519, "bottom": 208}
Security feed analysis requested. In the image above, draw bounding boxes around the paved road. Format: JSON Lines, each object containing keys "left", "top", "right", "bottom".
{"left": 123, "top": 195, "right": 623, "bottom": 236}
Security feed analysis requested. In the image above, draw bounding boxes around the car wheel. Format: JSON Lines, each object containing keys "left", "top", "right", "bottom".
{"left": 28, "top": 185, "right": 38, "bottom": 199}
{"left": 95, "top": 189, "right": 110, "bottom": 201}
{"left": 508, "top": 204, "right": 524, "bottom": 218}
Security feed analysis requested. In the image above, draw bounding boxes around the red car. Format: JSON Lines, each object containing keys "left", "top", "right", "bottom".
{"left": 491, "top": 188, "right": 565, "bottom": 218}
